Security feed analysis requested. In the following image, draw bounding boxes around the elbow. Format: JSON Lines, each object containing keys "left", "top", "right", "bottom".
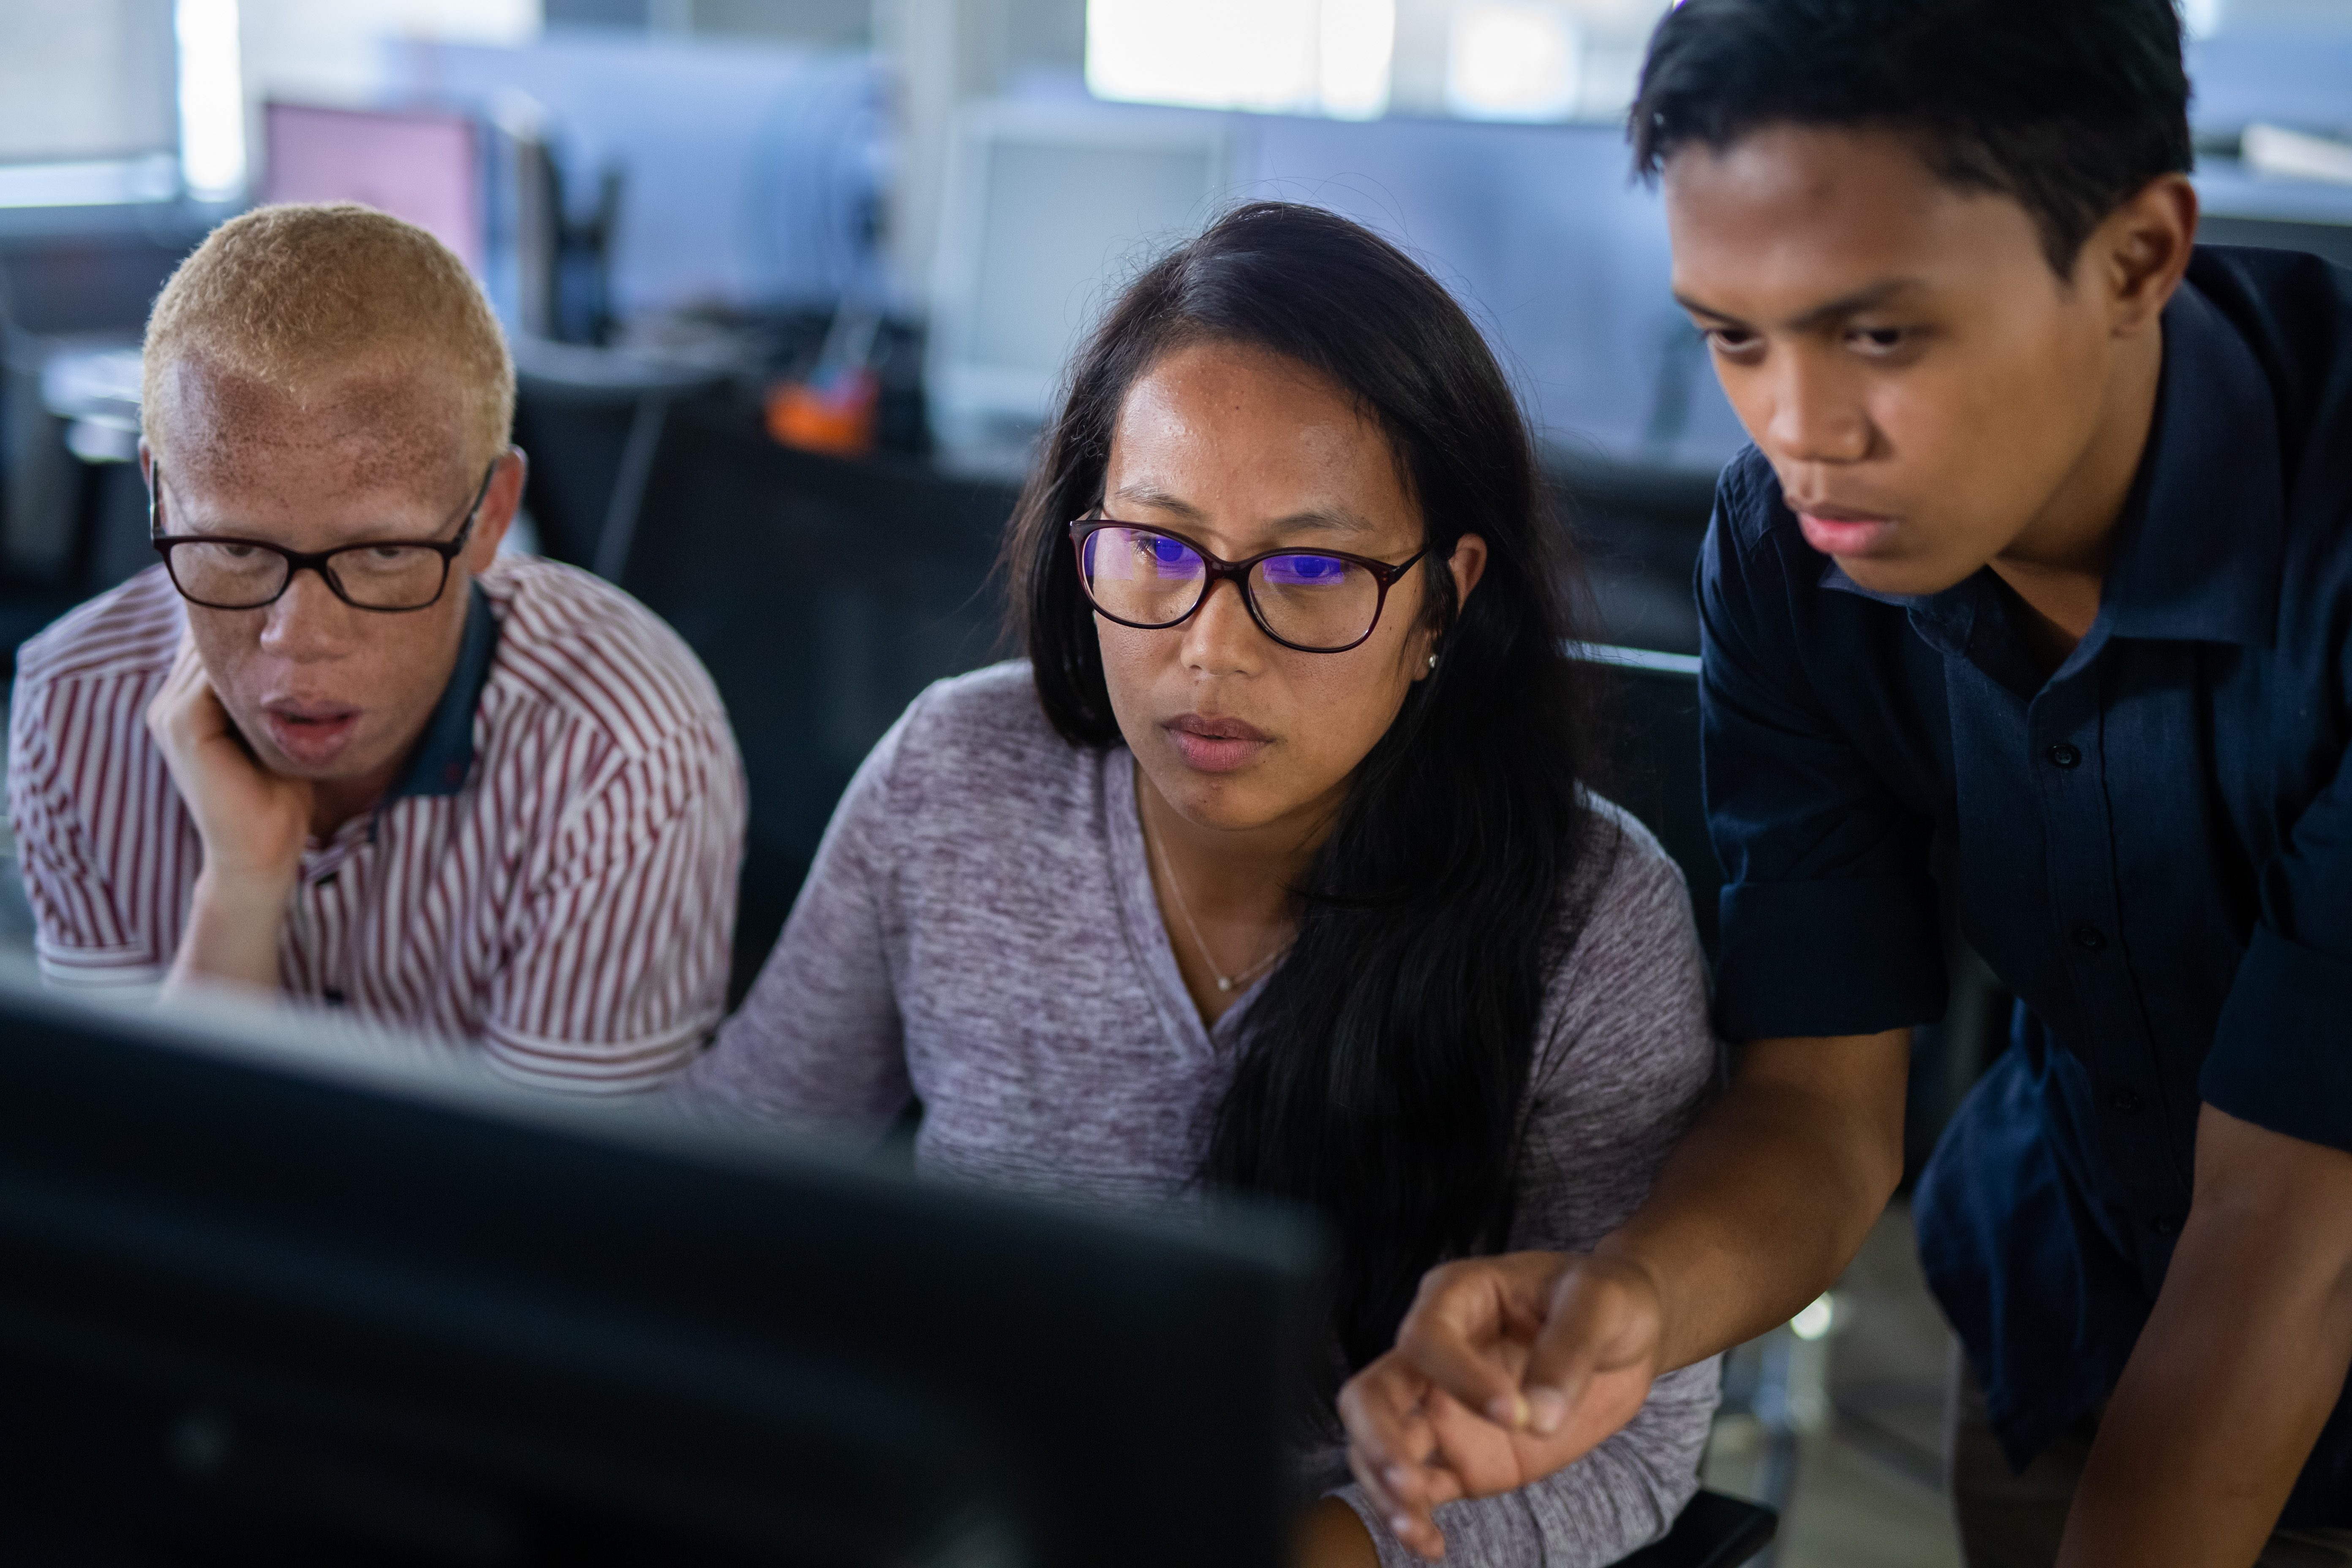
{"left": 1821, "top": 1089, "right": 1905, "bottom": 1266}
{"left": 1842, "top": 1078, "right": 1907, "bottom": 1235}
{"left": 2180, "top": 1108, "right": 2352, "bottom": 1330}
{"left": 1866, "top": 1121, "right": 1905, "bottom": 1209}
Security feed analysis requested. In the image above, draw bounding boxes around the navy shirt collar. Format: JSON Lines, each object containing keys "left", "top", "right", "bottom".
{"left": 388, "top": 583, "right": 498, "bottom": 801}
{"left": 1819, "top": 276, "right": 2286, "bottom": 653}
{"left": 2102, "top": 278, "right": 2285, "bottom": 646}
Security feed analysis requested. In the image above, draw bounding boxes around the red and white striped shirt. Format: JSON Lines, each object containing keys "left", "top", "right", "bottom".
{"left": 6, "top": 557, "right": 746, "bottom": 1092}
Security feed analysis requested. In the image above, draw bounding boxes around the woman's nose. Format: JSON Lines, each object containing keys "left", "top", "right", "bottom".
{"left": 1179, "top": 574, "right": 1263, "bottom": 675}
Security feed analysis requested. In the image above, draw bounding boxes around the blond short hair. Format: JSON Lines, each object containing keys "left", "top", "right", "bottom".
{"left": 143, "top": 203, "right": 514, "bottom": 473}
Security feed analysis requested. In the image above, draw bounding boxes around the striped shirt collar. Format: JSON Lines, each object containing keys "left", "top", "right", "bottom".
{"left": 387, "top": 583, "right": 498, "bottom": 802}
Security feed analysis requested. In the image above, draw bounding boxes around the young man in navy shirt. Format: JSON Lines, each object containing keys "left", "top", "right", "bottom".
{"left": 1337, "top": 1, "right": 2352, "bottom": 1562}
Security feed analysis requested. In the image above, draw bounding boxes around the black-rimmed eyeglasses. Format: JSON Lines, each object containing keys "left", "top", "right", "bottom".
{"left": 1069, "top": 519, "right": 1430, "bottom": 655}
{"left": 150, "top": 459, "right": 499, "bottom": 613}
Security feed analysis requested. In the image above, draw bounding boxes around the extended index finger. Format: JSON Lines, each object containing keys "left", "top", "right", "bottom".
{"left": 1338, "top": 1351, "right": 1465, "bottom": 1560}
{"left": 1337, "top": 1345, "right": 1439, "bottom": 1479}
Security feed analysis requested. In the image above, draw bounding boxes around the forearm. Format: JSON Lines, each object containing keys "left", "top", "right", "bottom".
{"left": 163, "top": 870, "right": 293, "bottom": 994}
{"left": 1475, "top": 1360, "right": 1718, "bottom": 1566}
{"left": 1595, "top": 1030, "right": 1908, "bottom": 1371}
{"left": 2060, "top": 1108, "right": 2352, "bottom": 1566}
{"left": 1333, "top": 1030, "right": 1905, "bottom": 1556}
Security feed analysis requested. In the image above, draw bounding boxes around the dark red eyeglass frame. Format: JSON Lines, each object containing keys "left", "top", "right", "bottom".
{"left": 149, "top": 458, "right": 498, "bottom": 613}
{"left": 1067, "top": 518, "right": 1431, "bottom": 654}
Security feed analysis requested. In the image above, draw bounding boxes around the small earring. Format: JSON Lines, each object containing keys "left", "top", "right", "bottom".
{"left": 1426, "top": 652, "right": 1440, "bottom": 671}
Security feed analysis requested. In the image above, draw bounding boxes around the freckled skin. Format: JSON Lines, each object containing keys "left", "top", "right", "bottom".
{"left": 155, "top": 355, "right": 464, "bottom": 498}
{"left": 146, "top": 354, "right": 518, "bottom": 829}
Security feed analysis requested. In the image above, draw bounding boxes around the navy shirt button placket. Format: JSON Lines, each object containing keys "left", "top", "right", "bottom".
{"left": 2072, "top": 923, "right": 2107, "bottom": 952}
{"left": 2047, "top": 742, "right": 2082, "bottom": 768}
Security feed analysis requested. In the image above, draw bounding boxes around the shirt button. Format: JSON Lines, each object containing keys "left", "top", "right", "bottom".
{"left": 2072, "top": 923, "right": 2107, "bottom": 952}
{"left": 2150, "top": 1217, "right": 2178, "bottom": 1237}
{"left": 2047, "top": 743, "right": 2082, "bottom": 768}
{"left": 2111, "top": 1089, "right": 2144, "bottom": 1113}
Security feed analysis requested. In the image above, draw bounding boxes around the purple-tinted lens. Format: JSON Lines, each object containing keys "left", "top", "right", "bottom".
{"left": 1250, "top": 550, "right": 1380, "bottom": 649}
{"left": 1258, "top": 553, "right": 1350, "bottom": 587}
{"left": 1149, "top": 533, "right": 1199, "bottom": 579}
{"left": 1083, "top": 525, "right": 1205, "bottom": 624}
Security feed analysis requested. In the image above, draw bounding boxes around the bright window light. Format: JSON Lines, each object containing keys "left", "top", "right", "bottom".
{"left": 2243, "top": 122, "right": 2352, "bottom": 187}
{"left": 1446, "top": 0, "right": 1582, "bottom": 121}
{"left": 1087, "top": 0, "right": 1396, "bottom": 119}
{"left": 0, "top": 155, "right": 181, "bottom": 209}
{"left": 1320, "top": 0, "right": 1398, "bottom": 119}
{"left": 177, "top": 0, "right": 245, "bottom": 201}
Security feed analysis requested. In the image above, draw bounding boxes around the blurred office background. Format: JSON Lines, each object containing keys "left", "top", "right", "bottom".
{"left": 3, "top": 2, "right": 2350, "bottom": 1560}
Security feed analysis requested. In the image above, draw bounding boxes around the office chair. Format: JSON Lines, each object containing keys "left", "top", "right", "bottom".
{"left": 1617, "top": 1489, "right": 1779, "bottom": 1568}
{"left": 0, "top": 229, "right": 203, "bottom": 672}
{"left": 1571, "top": 644, "right": 1720, "bottom": 960}
{"left": 604, "top": 398, "right": 1021, "bottom": 1000}
{"left": 507, "top": 336, "right": 728, "bottom": 574}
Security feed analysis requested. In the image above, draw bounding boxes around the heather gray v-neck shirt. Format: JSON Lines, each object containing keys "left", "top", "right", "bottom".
{"left": 689, "top": 662, "right": 1723, "bottom": 1566}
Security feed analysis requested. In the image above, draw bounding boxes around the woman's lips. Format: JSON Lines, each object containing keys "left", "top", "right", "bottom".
{"left": 259, "top": 703, "right": 362, "bottom": 768}
{"left": 1165, "top": 713, "right": 1271, "bottom": 773}
{"left": 1796, "top": 510, "right": 1898, "bottom": 557}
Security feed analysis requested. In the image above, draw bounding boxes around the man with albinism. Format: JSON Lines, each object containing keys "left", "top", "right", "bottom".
{"left": 7, "top": 202, "right": 746, "bottom": 1092}
{"left": 1340, "top": 0, "right": 2352, "bottom": 1564}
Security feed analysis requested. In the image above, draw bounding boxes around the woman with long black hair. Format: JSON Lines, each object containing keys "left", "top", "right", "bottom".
{"left": 691, "top": 201, "right": 1719, "bottom": 1565}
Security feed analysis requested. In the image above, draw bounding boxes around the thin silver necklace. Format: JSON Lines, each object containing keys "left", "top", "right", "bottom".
{"left": 1144, "top": 810, "right": 1291, "bottom": 994}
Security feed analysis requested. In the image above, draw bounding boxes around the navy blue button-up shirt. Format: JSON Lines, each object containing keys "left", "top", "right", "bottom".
{"left": 1699, "top": 246, "right": 2352, "bottom": 1524}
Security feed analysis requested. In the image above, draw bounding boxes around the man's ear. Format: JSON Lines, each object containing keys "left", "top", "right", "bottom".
{"left": 463, "top": 447, "right": 528, "bottom": 570}
{"left": 2093, "top": 172, "right": 2198, "bottom": 338}
{"left": 139, "top": 436, "right": 155, "bottom": 492}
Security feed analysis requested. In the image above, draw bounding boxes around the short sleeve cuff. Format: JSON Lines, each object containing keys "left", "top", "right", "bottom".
{"left": 33, "top": 939, "right": 164, "bottom": 997}
{"left": 2200, "top": 926, "right": 2352, "bottom": 1152}
{"left": 481, "top": 1013, "right": 715, "bottom": 1095}
{"left": 1714, "top": 875, "right": 1946, "bottom": 1041}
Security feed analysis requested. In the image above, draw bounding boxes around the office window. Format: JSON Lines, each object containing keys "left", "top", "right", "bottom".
{"left": 1084, "top": 0, "right": 1396, "bottom": 120}
{"left": 0, "top": 0, "right": 249, "bottom": 206}
{"left": 0, "top": 0, "right": 177, "bottom": 166}
{"left": 1085, "top": 0, "right": 1669, "bottom": 124}
{"left": 1446, "top": 1, "right": 1584, "bottom": 120}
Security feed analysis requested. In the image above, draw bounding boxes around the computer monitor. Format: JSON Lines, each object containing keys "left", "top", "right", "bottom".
{"left": 0, "top": 967, "right": 1321, "bottom": 1566}
{"left": 926, "top": 101, "right": 1233, "bottom": 456}
{"left": 263, "top": 102, "right": 484, "bottom": 275}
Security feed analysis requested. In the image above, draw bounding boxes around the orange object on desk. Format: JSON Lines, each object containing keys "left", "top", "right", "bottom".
{"left": 766, "top": 368, "right": 879, "bottom": 457}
